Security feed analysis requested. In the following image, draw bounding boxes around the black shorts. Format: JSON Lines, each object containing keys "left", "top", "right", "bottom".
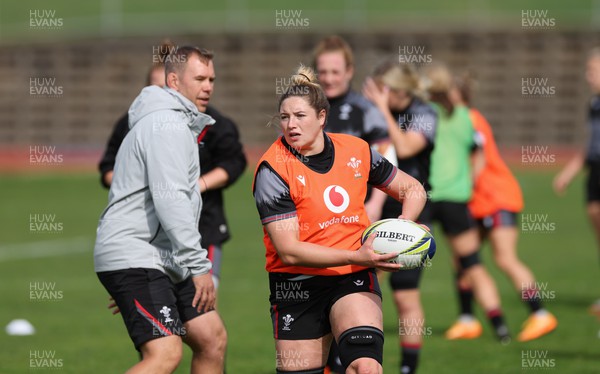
{"left": 97, "top": 268, "right": 209, "bottom": 351}
{"left": 431, "top": 201, "right": 476, "bottom": 235}
{"left": 269, "top": 269, "right": 381, "bottom": 340}
{"left": 586, "top": 161, "right": 600, "bottom": 203}
{"left": 389, "top": 267, "right": 423, "bottom": 291}
{"left": 381, "top": 199, "right": 433, "bottom": 226}
{"left": 477, "top": 210, "right": 518, "bottom": 232}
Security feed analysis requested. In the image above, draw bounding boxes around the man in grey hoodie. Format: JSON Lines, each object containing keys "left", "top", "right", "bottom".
{"left": 94, "top": 47, "right": 226, "bottom": 374}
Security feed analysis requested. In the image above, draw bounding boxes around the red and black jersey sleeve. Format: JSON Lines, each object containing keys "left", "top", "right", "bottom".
{"left": 368, "top": 149, "right": 397, "bottom": 188}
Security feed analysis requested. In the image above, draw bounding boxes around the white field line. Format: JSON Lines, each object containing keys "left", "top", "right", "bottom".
{"left": 0, "top": 237, "right": 92, "bottom": 262}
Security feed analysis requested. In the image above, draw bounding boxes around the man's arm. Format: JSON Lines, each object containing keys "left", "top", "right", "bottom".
{"left": 99, "top": 113, "right": 129, "bottom": 188}
{"left": 199, "top": 117, "right": 247, "bottom": 192}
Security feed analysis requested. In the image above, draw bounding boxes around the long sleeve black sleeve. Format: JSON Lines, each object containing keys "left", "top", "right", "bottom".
{"left": 98, "top": 113, "right": 130, "bottom": 188}
{"left": 198, "top": 107, "right": 247, "bottom": 246}
{"left": 202, "top": 108, "right": 247, "bottom": 186}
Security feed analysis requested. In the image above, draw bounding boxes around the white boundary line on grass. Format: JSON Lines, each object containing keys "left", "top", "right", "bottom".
{"left": 0, "top": 236, "right": 92, "bottom": 262}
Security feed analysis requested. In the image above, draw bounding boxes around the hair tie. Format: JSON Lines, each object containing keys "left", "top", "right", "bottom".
{"left": 298, "top": 73, "right": 311, "bottom": 82}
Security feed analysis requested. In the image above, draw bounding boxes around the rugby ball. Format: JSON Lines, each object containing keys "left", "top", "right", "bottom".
{"left": 361, "top": 218, "right": 435, "bottom": 269}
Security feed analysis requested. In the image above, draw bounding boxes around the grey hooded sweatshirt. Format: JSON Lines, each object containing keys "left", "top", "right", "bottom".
{"left": 94, "top": 86, "right": 215, "bottom": 283}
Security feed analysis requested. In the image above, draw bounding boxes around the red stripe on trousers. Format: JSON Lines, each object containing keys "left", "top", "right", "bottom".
{"left": 134, "top": 299, "right": 172, "bottom": 336}
{"left": 207, "top": 244, "right": 214, "bottom": 274}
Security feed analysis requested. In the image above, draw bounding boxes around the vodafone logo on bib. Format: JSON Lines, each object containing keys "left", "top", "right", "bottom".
{"left": 323, "top": 185, "right": 350, "bottom": 214}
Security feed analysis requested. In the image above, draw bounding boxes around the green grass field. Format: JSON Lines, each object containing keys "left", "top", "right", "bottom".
{"left": 0, "top": 170, "right": 599, "bottom": 373}
{"left": 0, "top": 0, "right": 594, "bottom": 43}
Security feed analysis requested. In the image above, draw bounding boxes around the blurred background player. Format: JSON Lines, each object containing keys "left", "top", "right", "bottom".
{"left": 99, "top": 41, "right": 247, "bottom": 293}
{"left": 362, "top": 61, "right": 437, "bottom": 374}
{"left": 554, "top": 47, "right": 600, "bottom": 315}
{"left": 312, "top": 34, "right": 389, "bottom": 374}
{"left": 447, "top": 73, "right": 557, "bottom": 342}
{"left": 312, "top": 35, "right": 389, "bottom": 149}
{"left": 424, "top": 63, "right": 510, "bottom": 343}
{"left": 253, "top": 65, "right": 427, "bottom": 374}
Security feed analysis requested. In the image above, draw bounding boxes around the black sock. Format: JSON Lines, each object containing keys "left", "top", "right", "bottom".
{"left": 456, "top": 273, "right": 474, "bottom": 316}
{"left": 522, "top": 287, "right": 542, "bottom": 313}
{"left": 526, "top": 298, "right": 542, "bottom": 313}
{"left": 459, "top": 288, "right": 474, "bottom": 316}
{"left": 487, "top": 309, "right": 510, "bottom": 342}
{"left": 400, "top": 343, "right": 420, "bottom": 374}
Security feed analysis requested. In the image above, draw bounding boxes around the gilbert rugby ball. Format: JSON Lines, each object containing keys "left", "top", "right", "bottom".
{"left": 361, "top": 218, "right": 436, "bottom": 269}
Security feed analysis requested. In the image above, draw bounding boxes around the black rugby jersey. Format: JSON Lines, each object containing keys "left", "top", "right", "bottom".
{"left": 587, "top": 95, "right": 600, "bottom": 163}
{"left": 325, "top": 90, "right": 388, "bottom": 145}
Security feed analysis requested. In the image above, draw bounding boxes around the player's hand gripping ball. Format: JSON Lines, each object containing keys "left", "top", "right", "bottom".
{"left": 361, "top": 218, "right": 436, "bottom": 269}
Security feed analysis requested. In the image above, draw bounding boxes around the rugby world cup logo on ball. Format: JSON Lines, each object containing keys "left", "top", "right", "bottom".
{"left": 361, "top": 219, "right": 436, "bottom": 269}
